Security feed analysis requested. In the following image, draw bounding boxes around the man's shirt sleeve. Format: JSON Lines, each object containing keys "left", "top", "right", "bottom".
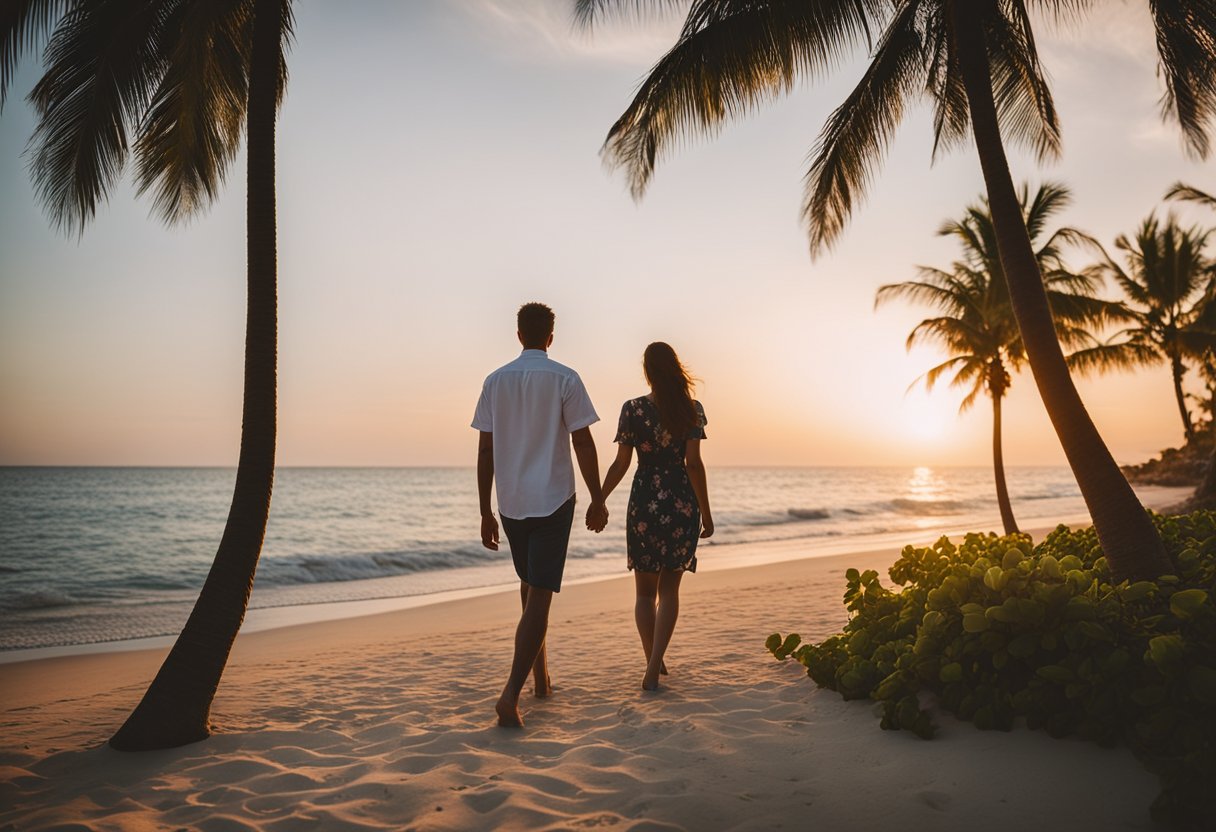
{"left": 562, "top": 373, "right": 599, "bottom": 432}
{"left": 471, "top": 380, "right": 493, "bottom": 431}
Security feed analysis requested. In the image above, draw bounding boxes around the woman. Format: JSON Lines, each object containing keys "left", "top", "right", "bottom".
{"left": 601, "top": 342, "right": 713, "bottom": 691}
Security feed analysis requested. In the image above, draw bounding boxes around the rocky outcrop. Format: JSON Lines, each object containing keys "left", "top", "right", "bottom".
{"left": 1122, "top": 435, "right": 1213, "bottom": 487}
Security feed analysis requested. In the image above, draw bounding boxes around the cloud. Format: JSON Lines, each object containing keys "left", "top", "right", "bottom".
{"left": 1036, "top": 2, "right": 1158, "bottom": 67}
{"left": 456, "top": 0, "right": 682, "bottom": 65}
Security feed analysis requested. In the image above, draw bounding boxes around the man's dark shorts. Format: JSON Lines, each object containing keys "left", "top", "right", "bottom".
{"left": 501, "top": 495, "right": 575, "bottom": 593}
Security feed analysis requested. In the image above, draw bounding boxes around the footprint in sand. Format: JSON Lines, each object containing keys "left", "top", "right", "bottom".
{"left": 461, "top": 787, "right": 509, "bottom": 814}
{"left": 918, "top": 790, "right": 952, "bottom": 811}
{"left": 570, "top": 813, "right": 624, "bottom": 827}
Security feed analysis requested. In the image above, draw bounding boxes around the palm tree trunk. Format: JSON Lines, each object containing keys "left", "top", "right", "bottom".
{"left": 951, "top": 5, "right": 1170, "bottom": 582}
{"left": 1171, "top": 354, "right": 1195, "bottom": 442}
{"left": 992, "top": 392, "right": 1019, "bottom": 535}
{"left": 110, "top": 0, "right": 281, "bottom": 751}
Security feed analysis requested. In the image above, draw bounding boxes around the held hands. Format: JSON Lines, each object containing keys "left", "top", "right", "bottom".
{"left": 480, "top": 514, "right": 500, "bottom": 550}
{"left": 585, "top": 501, "right": 609, "bottom": 533}
{"left": 700, "top": 514, "right": 715, "bottom": 539}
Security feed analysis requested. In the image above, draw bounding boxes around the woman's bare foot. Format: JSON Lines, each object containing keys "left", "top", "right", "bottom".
{"left": 534, "top": 675, "right": 554, "bottom": 698}
{"left": 495, "top": 696, "right": 523, "bottom": 727}
{"left": 660, "top": 660, "right": 669, "bottom": 676}
{"left": 641, "top": 669, "right": 661, "bottom": 691}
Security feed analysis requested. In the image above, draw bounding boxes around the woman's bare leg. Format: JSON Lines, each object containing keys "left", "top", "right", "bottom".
{"left": 634, "top": 571, "right": 659, "bottom": 665}
{"left": 642, "top": 568, "right": 683, "bottom": 691}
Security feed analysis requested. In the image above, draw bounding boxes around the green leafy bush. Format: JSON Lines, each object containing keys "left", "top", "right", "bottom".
{"left": 768, "top": 512, "right": 1216, "bottom": 829}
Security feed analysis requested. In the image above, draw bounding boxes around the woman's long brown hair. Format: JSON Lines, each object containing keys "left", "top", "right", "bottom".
{"left": 643, "top": 342, "right": 697, "bottom": 440}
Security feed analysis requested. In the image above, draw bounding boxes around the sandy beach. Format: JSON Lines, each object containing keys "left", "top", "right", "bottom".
{"left": 2, "top": 492, "right": 1191, "bottom": 832}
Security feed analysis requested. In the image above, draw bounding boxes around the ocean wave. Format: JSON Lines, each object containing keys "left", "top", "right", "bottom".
{"left": 254, "top": 544, "right": 509, "bottom": 586}
{"left": 787, "top": 508, "right": 830, "bottom": 521}
{"left": 1016, "top": 490, "right": 1076, "bottom": 501}
{"left": 889, "top": 498, "right": 971, "bottom": 516}
{"left": 1, "top": 589, "right": 78, "bottom": 611}
{"left": 727, "top": 508, "right": 832, "bottom": 527}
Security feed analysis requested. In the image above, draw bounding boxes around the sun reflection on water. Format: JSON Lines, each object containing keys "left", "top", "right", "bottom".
{"left": 905, "top": 466, "right": 951, "bottom": 528}
{"left": 908, "top": 466, "right": 945, "bottom": 500}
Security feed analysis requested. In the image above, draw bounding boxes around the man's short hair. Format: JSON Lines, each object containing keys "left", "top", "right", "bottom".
{"left": 518, "top": 302, "right": 555, "bottom": 348}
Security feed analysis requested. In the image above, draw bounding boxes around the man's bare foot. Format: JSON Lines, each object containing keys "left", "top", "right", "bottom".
{"left": 534, "top": 674, "right": 554, "bottom": 698}
{"left": 495, "top": 696, "right": 523, "bottom": 727}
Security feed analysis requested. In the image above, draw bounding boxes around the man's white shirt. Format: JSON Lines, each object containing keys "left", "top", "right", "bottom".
{"left": 472, "top": 349, "right": 599, "bottom": 519}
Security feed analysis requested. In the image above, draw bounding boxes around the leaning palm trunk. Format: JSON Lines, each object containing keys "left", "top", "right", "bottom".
{"left": 1171, "top": 353, "right": 1195, "bottom": 442}
{"left": 991, "top": 391, "right": 1019, "bottom": 536}
{"left": 952, "top": 6, "right": 1169, "bottom": 582}
{"left": 110, "top": 0, "right": 281, "bottom": 751}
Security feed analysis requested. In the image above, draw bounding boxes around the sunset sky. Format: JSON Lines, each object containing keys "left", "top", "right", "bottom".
{"left": 1, "top": 1, "right": 1212, "bottom": 469}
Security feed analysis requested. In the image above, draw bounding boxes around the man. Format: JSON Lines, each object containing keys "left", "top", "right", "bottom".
{"left": 472, "top": 302, "right": 609, "bottom": 727}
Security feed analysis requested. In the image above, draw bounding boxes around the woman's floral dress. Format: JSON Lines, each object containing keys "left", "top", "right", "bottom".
{"left": 614, "top": 396, "right": 708, "bottom": 573}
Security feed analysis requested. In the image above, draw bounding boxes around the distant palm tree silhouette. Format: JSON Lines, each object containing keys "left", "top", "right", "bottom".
{"left": 878, "top": 183, "right": 1120, "bottom": 535}
{"left": 2, "top": 0, "right": 293, "bottom": 750}
{"left": 1069, "top": 215, "right": 1216, "bottom": 443}
{"left": 1164, "top": 182, "right": 1216, "bottom": 510}
{"left": 577, "top": 0, "right": 1216, "bottom": 580}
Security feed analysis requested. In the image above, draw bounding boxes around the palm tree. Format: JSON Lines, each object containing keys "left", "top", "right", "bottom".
{"left": 1068, "top": 215, "right": 1216, "bottom": 443}
{"left": 877, "top": 182, "right": 1119, "bottom": 535}
{"left": 1166, "top": 183, "right": 1216, "bottom": 508}
{"left": 2, "top": 0, "right": 292, "bottom": 750}
{"left": 577, "top": 0, "right": 1216, "bottom": 580}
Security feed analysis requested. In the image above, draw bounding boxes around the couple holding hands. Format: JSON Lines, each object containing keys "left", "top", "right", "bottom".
{"left": 473, "top": 302, "right": 713, "bottom": 727}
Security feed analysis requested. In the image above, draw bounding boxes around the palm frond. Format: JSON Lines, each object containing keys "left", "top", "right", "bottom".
{"left": 1022, "top": 180, "right": 1070, "bottom": 240}
{"left": 27, "top": 0, "right": 175, "bottom": 234}
{"left": 1066, "top": 339, "right": 1163, "bottom": 375}
{"left": 1165, "top": 181, "right": 1216, "bottom": 208}
{"left": 1176, "top": 324, "right": 1216, "bottom": 356}
{"left": 983, "top": 1, "right": 1061, "bottom": 161}
{"left": 912, "top": 354, "right": 973, "bottom": 392}
{"left": 134, "top": 0, "right": 251, "bottom": 224}
{"left": 1150, "top": 0, "right": 1216, "bottom": 158}
{"left": 1036, "top": 225, "right": 1104, "bottom": 267}
{"left": 906, "top": 315, "right": 993, "bottom": 355}
{"left": 876, "top": 275, "right": 969, "bottom": 315}
{"left": 957, "top": 383, "right": 985, "bottom": 413}
{"left": 601, "top": 0, "right": 878, "bottom": 200}
{"left": 923, "top": 10, "right": 968, "bottom": 161}
{"left": 573, "top": 0, "right": 688, "bottom": 28}
{"left": 802, "top": 0, "right": 922, "bottom": 255}
{"left": 0, "top": 0, "right": 71, "bottom": 111}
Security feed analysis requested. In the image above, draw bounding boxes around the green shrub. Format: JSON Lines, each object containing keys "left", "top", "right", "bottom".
{"left": 768, "top": 511, "right": 1216, "bottom": 829}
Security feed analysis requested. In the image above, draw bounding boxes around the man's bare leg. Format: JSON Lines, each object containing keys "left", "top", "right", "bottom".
{"left": 642, "top": 569, "right": 683, "bottom": 691}
{"left": 520, "top": 582, "right": 552, "bottom": 697}
{"left": 496, "top": 584, "right": 554, "bottom": 727}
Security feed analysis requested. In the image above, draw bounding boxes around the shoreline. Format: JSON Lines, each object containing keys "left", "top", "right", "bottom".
{"left": 0, "top": 483, "right": 1191, "bottom": 666}
{"left": 0, "top": 501, "right": 1180, "bottom": 830}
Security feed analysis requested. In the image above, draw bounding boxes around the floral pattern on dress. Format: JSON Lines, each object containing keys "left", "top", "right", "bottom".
{"left": 614, "top": 396, "right": 707, "bottom": 573}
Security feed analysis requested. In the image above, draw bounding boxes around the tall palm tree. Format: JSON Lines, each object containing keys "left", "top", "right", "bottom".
{"left": 577, "top": 0, "right": 1216, "bottom": 580}
{"left": 1068, "top": 215, "right": 1216, "bottom": 443}
{"left": 2, "top": 0, "right": 292, "bottom": 750}
{"left": 877, "top": 182, "right": 1120, "bottom": 535}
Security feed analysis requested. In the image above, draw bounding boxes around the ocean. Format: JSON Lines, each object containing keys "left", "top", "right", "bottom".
{"left": 0, "top": 466, "right": 1095, "bottom": 655}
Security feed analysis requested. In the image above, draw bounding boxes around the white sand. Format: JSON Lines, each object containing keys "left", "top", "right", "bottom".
{"left": 1, "top": 497, "right": 1188, "bottom": 832}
